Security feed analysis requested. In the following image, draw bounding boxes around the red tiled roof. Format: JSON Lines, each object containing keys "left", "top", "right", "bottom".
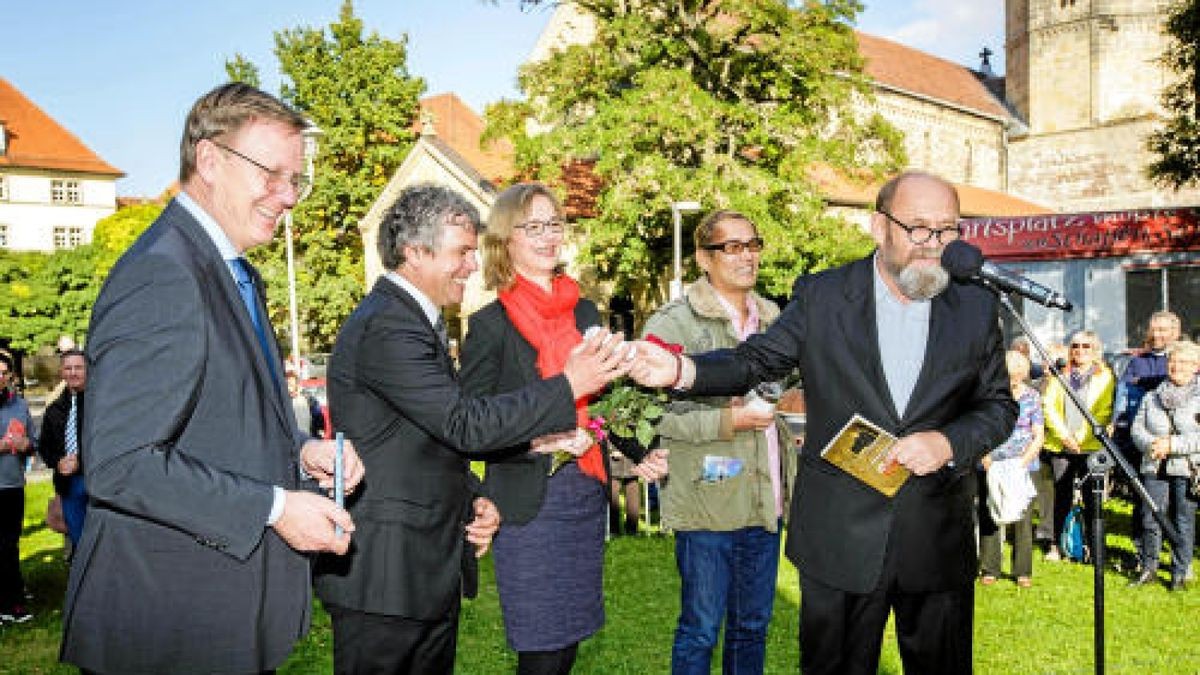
{"left": 856, "top": 32, "right": 1010, "bottom": 120}
{"left": 0, "top": 78, "right": 123, "bottom": 176}
{"left": 415, "top": 93, "right": 514, "bottom": 184}
{"left": 811, "top": 164, "right": 1052, "bottom": 217}
{"left": 561, "top": 160, "right": 602, "bottom": 219}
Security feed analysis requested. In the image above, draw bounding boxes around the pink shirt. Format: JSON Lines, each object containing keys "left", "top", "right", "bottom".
{"left": 715, "top": 292, "right": 783, "bottom": 518}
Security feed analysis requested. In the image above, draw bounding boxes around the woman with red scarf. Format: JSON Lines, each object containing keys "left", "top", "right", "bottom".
{"left": 459, "top": 183, "right": 613, "bottom": 674}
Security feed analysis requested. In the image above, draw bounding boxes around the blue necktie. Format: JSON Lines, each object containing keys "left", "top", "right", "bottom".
{"left": 230, "top": 258, "right": 280, "bottom": 387}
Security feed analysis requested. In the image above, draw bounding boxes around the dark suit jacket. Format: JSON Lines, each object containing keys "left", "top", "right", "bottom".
{"left": 692, "top": 255, "right": 1017, "bottom": 594}
{"left": 38, "top": 389, "right": 84, "bottom": 495}
{"left": 63, "top": 199, "right": 310, "bottom": 674}
{"left": 459, "top": 298, "right": 600, "bottom": 525}
{"left": 314, "top": 278, "right": 579, "bottom": 621}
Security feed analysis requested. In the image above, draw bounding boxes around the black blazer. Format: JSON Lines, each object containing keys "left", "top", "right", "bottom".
{"left": 459, "top": 298, "right": 601, "bottom": 525}
{"left": 692, "top": 256, "right": 1017, "bottom": 593}
{"left": 315, "top": 278, "right": 579, "bottom": 621}
{"left": 64, "top": 199, "right": 310, "bottom": 674}
{"left": 38, "top": 388, "right": 84, "bottom": 495}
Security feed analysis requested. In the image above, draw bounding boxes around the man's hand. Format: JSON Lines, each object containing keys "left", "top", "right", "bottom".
{"left": 530, "top": 429, "right": 592, "bottom": 457}
{"left": 628, "top": 340, "right": 683, "bottom": 388}
{"left": 272, "top": 491, "right": 355, "bottom": 555}
{"left": 301, "top": 438, "right": 365, "bottom": 494}
{"left": 465, "top": 497, "right": 501, "bottom": 557}
{"left": 57, "top": 454, "right": 80, "bottom": 476}
{"left": 631, "top": 448, "right": 670, "bottom": 482}
{"left": 562, "top": 328, "right": 634, "bottom": 399}
{"left": 980, "top": 454, "right": 993, "bottom": 471}
{"left": 731, "top": 402, "right": 775, "bottom": 431}
{"left": 1061, "top": 436, "right": 1082, "bottom": 454}
{"left": 884, "top": 430, "right": 954, "bottom": 476}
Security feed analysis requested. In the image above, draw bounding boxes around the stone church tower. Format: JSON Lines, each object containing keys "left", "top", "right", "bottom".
{"left": 1005, "top": 0, "right": 1200, "bottom": 210}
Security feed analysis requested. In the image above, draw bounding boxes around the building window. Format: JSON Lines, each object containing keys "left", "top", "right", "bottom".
{"left": 51, "top": 179, "right": 82, "bottom": 205}
{"left": 53, "top": 225, "right": 85, "bottom": 249}
{"left": 0, "top": 224, "right": 8, "bottom": 248}
{"left": 0, "top": 175, "right": 7, "bottom": 201}
{"left": 1125, "top": 265, "right": 1199, "bottom": 346}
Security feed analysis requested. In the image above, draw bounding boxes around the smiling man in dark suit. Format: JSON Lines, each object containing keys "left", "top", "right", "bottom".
{"left": 631, "top": 171, "right": 1018, "bottom": 674}
{"left": 62, "top": 83, "right": 364, "bottom": 675}
{"left": 316, "top": 184, "right": 631, "bottom": 675}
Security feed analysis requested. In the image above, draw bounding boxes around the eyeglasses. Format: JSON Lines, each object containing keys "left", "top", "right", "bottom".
{"left": 879, "top": 210, "right": 962, "bottom": 246}
{"left": 211, "top": 141, "right": 311, "bottom": 196}
{"left": 1069, "top": 343, "right": 1094, "bottom": 349}
{"left": 701, "top": 237, "right": 765, "bottom": 255}
{"left": 514, "top": 219, "right": 566, "bottom": 238}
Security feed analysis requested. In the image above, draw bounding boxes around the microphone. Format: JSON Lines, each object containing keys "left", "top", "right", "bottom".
{"left": 941, "top": 241, "right": 1073, "bottom": 311}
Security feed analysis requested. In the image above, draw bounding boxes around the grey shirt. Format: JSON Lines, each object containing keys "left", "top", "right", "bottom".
{"left": 0, "top": 394, "right": 36, "bottom": 489}
{"left": 873, "top": 254, "right": 931, "bottom": 418}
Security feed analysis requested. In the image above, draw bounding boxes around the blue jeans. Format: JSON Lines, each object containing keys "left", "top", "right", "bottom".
{"left": 62, "top": 474, "right": 88, "bottom": 547}
{"left": 1140, "top": 474, "right": 1197, "bottom": 580}
{"left": 672, "top": 525, "right": 781, "bottom": 675}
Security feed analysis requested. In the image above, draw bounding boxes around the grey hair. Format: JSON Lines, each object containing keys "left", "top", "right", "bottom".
{"left": 378, "top": 184, "right": 483, "bottom": 270}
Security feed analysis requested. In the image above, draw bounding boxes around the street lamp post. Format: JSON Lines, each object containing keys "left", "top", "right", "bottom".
{"left": 284, "top": 122, "right": 323, "bottom": 376}
{"left": 670, "top": 200, "right": 702, "bottom": 300}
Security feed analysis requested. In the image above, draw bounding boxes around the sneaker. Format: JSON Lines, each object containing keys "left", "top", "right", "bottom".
{"left": 1017, "top": 577, "right": 1033, "bottom": 588}
{"left": 979, "top": 575, "right": 997, "bottom": 586}
{"left": 1044, "top": 547, "right": 1062, "bottom": 562}
{"left": 0, "top": 605, "right": 32, "bottom": 624}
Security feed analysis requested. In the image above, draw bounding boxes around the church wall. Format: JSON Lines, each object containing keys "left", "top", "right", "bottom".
{"left": 870, "top": 91, "right": 1006, "bottom": 191}
{"left": 1007, "top": 118, "right": 1200, "bottom": 212}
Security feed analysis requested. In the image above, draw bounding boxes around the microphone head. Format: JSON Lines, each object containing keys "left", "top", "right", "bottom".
{"left": 940, "top": 240, "right": 984, "bottom": 281}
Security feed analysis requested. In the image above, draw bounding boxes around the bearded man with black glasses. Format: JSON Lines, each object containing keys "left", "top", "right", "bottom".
{"left": 630, "top": 171, "right": 1016, "bottom": 674}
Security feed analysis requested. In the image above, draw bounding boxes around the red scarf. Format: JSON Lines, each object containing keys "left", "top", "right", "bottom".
{"left": 499, "top": 274, "right": 606, "bottom": 483}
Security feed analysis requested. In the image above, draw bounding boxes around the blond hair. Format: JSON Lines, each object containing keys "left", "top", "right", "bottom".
{"left": 481, "top": 183, "right": 564, "bottom": 291}
{"left": 1166, "top": 339, "right": 1200, "bottom": 363}
{"left": 1005, "top": 350, "right": 1031, "bottom": 381}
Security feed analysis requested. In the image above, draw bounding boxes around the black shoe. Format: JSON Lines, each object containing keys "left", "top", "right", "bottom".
{"left": 1170, "top": 577, "right": 1187, "bottom": 592}
{"left": 624, "top": 518, "right": 639, "bottom": 535}
{"left": 1128, "top": 569, "right": 1158, "bottom": 588}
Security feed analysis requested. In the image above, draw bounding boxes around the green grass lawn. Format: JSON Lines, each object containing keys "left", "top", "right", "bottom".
{"left": 5, "top": 479, "right": 1198, "bottom": 673}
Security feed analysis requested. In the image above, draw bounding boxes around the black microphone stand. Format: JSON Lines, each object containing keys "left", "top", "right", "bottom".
{"left": 988, "top": 283, "right": 1182, "bottom": 675}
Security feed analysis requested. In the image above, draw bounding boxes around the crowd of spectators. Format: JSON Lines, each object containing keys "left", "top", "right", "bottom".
{"left": 977, "top": 311, "right": 1199, "bottom": 591}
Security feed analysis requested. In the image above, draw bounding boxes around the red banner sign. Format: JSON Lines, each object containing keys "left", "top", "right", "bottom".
{"left": 960, "top": 208, "right": 1200, "bottom": 261}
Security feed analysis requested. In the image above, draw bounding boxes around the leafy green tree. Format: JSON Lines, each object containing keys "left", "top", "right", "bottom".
{"left": 488, "top": 0, "right": 903, "bottom": 306}
{"left": 1148, "top": 0, "right": 1200, "bottom": 188}
{"left": 234, "top": 0, "right": 425, "bottom": 353}
{"left": 92, "top": 202, "right": 163, "bottom": 280}
{"left": 0, "top": 246, "right": 96, "bottom": 354}
{"left": 224, "top": 54, "right": 262, "bottom": 88}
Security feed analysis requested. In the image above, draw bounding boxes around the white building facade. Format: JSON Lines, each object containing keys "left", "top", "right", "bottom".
{"left": 0, "top": 78, "right": 122, "bottom": 252}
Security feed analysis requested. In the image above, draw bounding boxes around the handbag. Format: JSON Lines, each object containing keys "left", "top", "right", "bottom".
{"left": 46, "top": 494, "right": 67, "bottom": 534}
{"left": 1060, "top": 502, "right": 1086, "bottom": 562}
{"left": 986, "top": 457, "right": 1037, "bottom": 525}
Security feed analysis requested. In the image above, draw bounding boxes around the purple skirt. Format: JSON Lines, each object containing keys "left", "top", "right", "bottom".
{"left": 492, "top": 462, "right": 608, "bottom": 651}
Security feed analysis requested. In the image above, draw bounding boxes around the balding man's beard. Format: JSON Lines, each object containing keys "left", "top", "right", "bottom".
{"left": 897, "top": 264, "right": 950, "bottom": 301}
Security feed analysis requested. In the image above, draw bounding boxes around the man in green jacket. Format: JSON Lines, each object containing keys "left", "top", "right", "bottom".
{"left": 642, "top": 210, "right": 792, "bottom": 675}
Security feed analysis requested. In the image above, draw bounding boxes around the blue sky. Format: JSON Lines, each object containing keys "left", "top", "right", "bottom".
{"left": 0, "top": 1, "right": 1003, "bottom": 196}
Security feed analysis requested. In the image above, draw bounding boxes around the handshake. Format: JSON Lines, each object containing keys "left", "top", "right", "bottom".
{"left": 561, "top": 326, "right": 688, "bottom": 400}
